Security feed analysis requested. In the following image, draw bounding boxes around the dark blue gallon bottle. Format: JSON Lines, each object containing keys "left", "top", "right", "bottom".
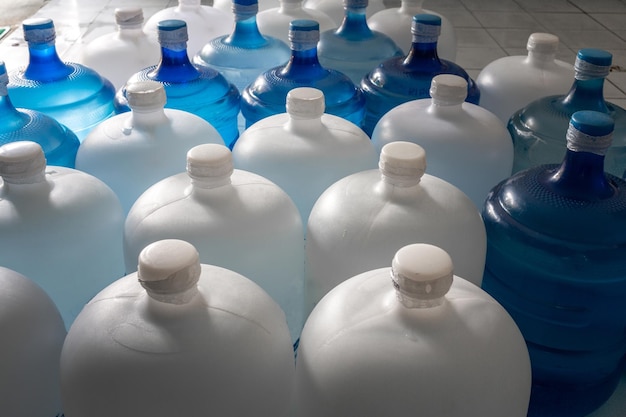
{"left": 481, "top": 110, "right": 626, "bottom": 417}
{"left": 360, "top": 13, "right": 479, "bottom": 136}
{"left": 7, "top": 18, "right": 116, "bottom": 142}
{"left": 0, "top": 61, "right": 79, "bottom": 168}
{"left": 115, "top": 19, "right": 240, "bottom": 148}
{"left": 509, "top": 48, "right": 626, "bottom": 179}
{"left": 240, "top": 19, "right": 365, "bottom": 129}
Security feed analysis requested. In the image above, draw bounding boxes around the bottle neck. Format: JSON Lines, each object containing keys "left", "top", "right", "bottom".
{"left": 151, "top": 46, "right": 200, "bottom": 82}
{"left": 399, "top": 0, "right": 424, "bottom": 14}
{"left": 526, "top": 50, "right": 557, "bottom": 68}
{"left": 336, "top": 8, "right": 373, "bottom": 39}
{"left": 560, "top": 77, "right": 609, "bottom": 114}
{"left": 282, "top": 46, "right": 325, "bottom": 79}
{"left": 546, "top": 150, "right": 614, "bottom": 200}
{"left": 117, "top": 24, "right": 145, "bottom": 39}
{"left": 404, "top": 41, "right": 441, "bottom": 69}
{"left": 25, "top": 42, "right": 73, "bottom": 81}
{"left": 127, "top": 107, "right": 169, "bottom": 130}
{"left": 286, "top": 115, "right": 324, "bottom": 135}
{"left": 0, "top": 94, "right": 29, "bottom": 133}
{"left": 226, "top": 17, "right": 267, "bottom": 48}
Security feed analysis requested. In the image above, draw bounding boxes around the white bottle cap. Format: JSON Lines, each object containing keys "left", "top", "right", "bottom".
{"left": 126, "top": 81, "right": 167, "bottom": 112}
{"left": 526, "top": 33, "right": 559, "bottom": 54}
{"left": 286, "top": 87, "right": 325, "bottom": 119}
{"left": 0, "top": 141, "right": 47, "bottom": 185}
{"left": 429, "top": 74, "right": 467, "bottom": 105}
{"left": 187, "top": 143, "right": 234, "bottom": 188}
{"left": 115, "top": 7, "right": 144, "bottom": 26}
{"left": 137, "top": 239, "right": 201, "bottom": 304}
{"left": 391, "top": 243, "right": 454, "bottom": 308}
{"left": 379, "top": 141, "right": 426, "bottom": 186}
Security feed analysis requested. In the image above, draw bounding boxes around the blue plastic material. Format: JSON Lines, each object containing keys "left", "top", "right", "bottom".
{"left": 317, "top": 0, "right": 403, "bottom": 84}
{"left": 193, "top": 0, "right": 290, "bottom": 94}
{"left": 240, "top": 19, "right": 365, "bottom": 129}
{"left": 509, "top": 48, "right": 626, "bottom": 178}
{"left": 481, "top": 110, "right": 626, "bottom": 417}
{"left": 7, "top": 18, "right": 116, "bottom": 142}
{"left": 0, "top": 62, "right": 79, "bottom": 168}
{"left": 361, "top": 14, "right": 479, "bottom": 136}
{"left": 115, "top": 19, "right": 241, "bottom": 148}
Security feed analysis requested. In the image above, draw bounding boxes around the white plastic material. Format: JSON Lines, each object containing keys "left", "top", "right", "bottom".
{"left": 75, "top": 80, "right": 225, "bottom": 214}
{"left": 476, "top": 33, "right": 575, "bottom": 123}
{"left": 303, "top": 0, "right": 388, "bottom": 26}
{"left": 295, "top": 243, "right": 532, "bottom": 417}
{"left": 60, "top": 239, "right": 295, "bottom": 417}
{"left": 124, "top": 144, "right": 305, "bottom": 341}
{"left": 232, "top": 87, "right": 378, "bottom": 223}
{"left": 80, "top": 8, "right": 161, "bottom": 89}
{"left": 305, "top": 141, "right": 486, "bottom": 316}
{"left": 372, "top": 74, "right": 513, "bottom": 208}
{"left": 143, "top": 0, "right": 234, "bottom": 56}
{"left": 0, "top": 141, "right": 125, "bottom": 328}
{"left": 0, "top": 267, "right": 66, "bottom": 417}
{"left": 368, "top": 0, "right": 457, "bottom": 61}
{"left": 257, "top": 0, "right": 336, "bottom": 45}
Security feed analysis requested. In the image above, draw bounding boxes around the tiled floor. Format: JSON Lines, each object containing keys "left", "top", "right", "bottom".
{"left": 0, "top": 0, "right": 625, "bottom": 416}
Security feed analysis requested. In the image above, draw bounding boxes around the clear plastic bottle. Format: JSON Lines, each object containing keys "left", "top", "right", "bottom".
{"left": 124, "top": 144, "right": 305, "bottom": 343}
{"left": 80, "top": 8, "right": 161, "bottom": 90}
{"left": 476, "top": 33, "right": 574, "bottom": 124}
{"left": 77, "top": 81, "right": 224, "bottom": 214}
{"left": 61, "top": 239, "right": 295, "bottom": 417}
{"left": 193, "top": 0, "right": 291, "bottom": 129}
{"left": 361, "top": 14, "right": 479, "bottom": 136}
{"left": 303, "top": 0, "right": 387, "bottom": 26}
{"left": 305, "top": 141, "right": 486, "bottom": 317}
{"left": 296, "top": 243, "right": 531, "bottom": 417}
{"left": 233, "top": 87, "right": 377, "bottom": 223}
{"left": 0, "top": 61, "right": 79, "bottom": 168}
{"left": 256, "top": 0, "right": 336, "bottom": 45}
{"left": 115, "top": 20, "right": 240, "bottom": 149}
{"left": 0, "top": 267, "right": 66, "bottom": 417}
{"left": 509, "top": 48, "right": 626, "bottom": 178}
{"left": 368, "top": 0, "right": 457, "bottom": 61}
{"left": 371, "top": 74, "right": 512, "bottom": 208}
{"left": 481, "top": 111, "right": 626, "bottom": 417}
{"left": 240, "top": 19, "right": 366, "bottom": 129}
{"left": 7, "top": 18, "right": 116, "bottom": 142}
{"left": 0, "top": 141, "right": 125, "bottom": 328}
{"left": 143, "top": 0, "right": 234, "bottom": 57}
{"left": 317, "top": 0, "right": 403, "bottom": 84}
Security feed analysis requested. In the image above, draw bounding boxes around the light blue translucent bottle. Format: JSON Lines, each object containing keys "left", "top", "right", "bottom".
{"left": 240, "top": 19, "right": 365, "bottom": 129}
{"left": 7, "top": 18, "right": 116, "bottom": 142}
{"left": 0, "top": 61, "right": 79, "bottom": 168}
{"left": 115, "top": 20, "right": 241, "bottom": 149}
{"left": 509, "top": 48, "right": 626, "bottom": 179}
{"left": 193, "top": 0, "right": 291, "bottom": 94}
{"left": 481, "top": 110, "right": 626, "bottom": 417}
{"left": 317, "top": 0, "right": 403, "bottom": 85}
{"left": 361, "top": 14, "right": 479, "bottom": 136}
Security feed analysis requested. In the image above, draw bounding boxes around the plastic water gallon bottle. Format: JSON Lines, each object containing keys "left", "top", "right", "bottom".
{"left": 481, "top": 111, "right": 626, "bottom": 417}
{"left": 368, "top": 0, "right": 457, "bottom": 61}
{"left": 60, "top": 239, "right": 295, "bottom": 417}
{"left": 361, "top": 14, "right": 479, "bottom": 136}
{"left": 240, "top": 19, "right": 366, "bottom": 129}
{"left": 0, "top": 61, "right": 79, "bottom": 168}
{"left": 7, "top": 18, "right": 116, "bottom": 142}
{"left": 0, "top": 267, "right": 66, "bottom": 417}
{"left": 305, "top": 141, "right": 486, "bottom": 316}
{"left": 509, "top": 48, "right": 626, "bottom": 178}
{"left": 143, "top": 0, "right": 233, "bottom": 57}
{"left": 303, "top": 0, "right": 387, "bottom": 26}
{"left": 115, "top": 20, "right": 240, "bottom": 149}
{"left": 80, "top": 8, "right": 161, "bottom": 90}
{"left": 77, "top": 81, "right": 224, "bottom": 214}
{"left": 476, "top": 33, "right": 574, "bottom": 124}
{"left": 371, "top": 74, "right": 512, "bottom": 208}
{"left": 233, "top": 87, "right": 377, "bottom": 223}
{"left": 317, "top": 0, "right": 403, "bottom": 84}
{"left": 256, "top": 0, "right": 335, "bottom": 45}
{"left": 193, "top": 0, "right": 290, "bottom": 97}
{"left": 124, "top": 144, "right": 305, "bottom": 343}
{"left": 295, "top": 243, "right": 531, "bottom": 417}
{"left": 0, "top": 141, "right": 125, "bottom": 328}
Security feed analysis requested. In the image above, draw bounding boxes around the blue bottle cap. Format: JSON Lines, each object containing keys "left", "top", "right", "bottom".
{"left": 570, "top": 110, "right": 614, "bottom": 137}
{"left": 234, "top": 0, "right": 258, "bottom": 5}
{"left": 23, "top": 17, "right": 54, "bottom": 31}
{"left": 290, "top": 19, "right": 320, "bottom": 32}
{"left": 22, "top": 18, "right": 56, "bottom": 44}
{"left": 577, "top": 48, "right": 612, "bottom": 67}
{"left": 413, "top": 14, "right": 442, "bottom": 27}
{"left": 157, "top": 20, "right": 188, "bottom": 49}
{"left": 157, "top": 19, "right": 187, "bottom": 32}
